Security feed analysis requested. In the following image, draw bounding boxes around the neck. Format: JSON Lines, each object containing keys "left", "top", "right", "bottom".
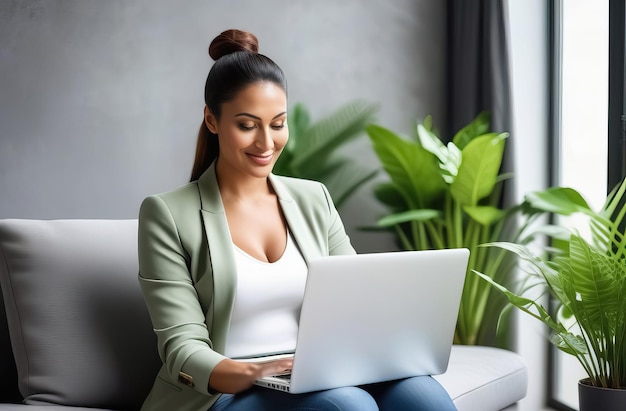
{"left": 215, "top": 160, "right": 274, "bottom": 200}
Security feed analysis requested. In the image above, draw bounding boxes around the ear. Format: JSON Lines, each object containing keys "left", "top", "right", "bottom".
{"left": 204, "top": 106, "right": 218, "bottom": 134}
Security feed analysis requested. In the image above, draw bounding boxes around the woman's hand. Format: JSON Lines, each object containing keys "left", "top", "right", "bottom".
{"left": 208, "top": 357, "right": 293, "bottom": 394}
{"left": 257, "top": 356, "right": 294, "bottom": 377}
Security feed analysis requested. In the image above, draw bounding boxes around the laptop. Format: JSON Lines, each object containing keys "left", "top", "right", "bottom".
{"left": 246, "top": 248, "right": 469, "bottom": 394}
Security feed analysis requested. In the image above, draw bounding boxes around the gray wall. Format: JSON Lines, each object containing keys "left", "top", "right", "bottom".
{"left": 0, "top": 0, "right": 447, "bottom": 253}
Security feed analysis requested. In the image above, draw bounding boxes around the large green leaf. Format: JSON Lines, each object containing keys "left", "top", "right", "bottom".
{"left": 481, "top": 242, "right": 568, "bottom": 304}
{"left": 274, "top": 103, "right": 311, "bottom": 175}
{"left": 416, "top": 124, "right": 446, "bottom": 162}
{"left": 373, "top": 182, "right": 407, "bottom": 210}
{"left": 318, "top": 159, "right": 379, "bottom": 207}
{"left": 464, "top": 205, "right": 505, "bottom": 226}
{"left": 593, "top": 178, "right": 626, "bottom": 256}
{"left": 549, "top": 333, "right": 588, "bottom": 356}
{"left": 287, "top": 103, "right": 310, "bottom": 151}
{"left": 377, "top": 209, "right": 441, "bottom": 227}
{"left": 367, "top": 124, "right": 446, "bottom": 209}
{"left": 474, "top": 264, "right": 586, "bottom": 359}
{"left": 601, "top": 177, "right": 626, "bottom": 228}
{"left": 450, "top": 133, "right": 506, "bottom": 206}
{"left": 525, "top": 187, "right": 591, "bottom": 216}
{"left": 563, "top": 236, "right": 617, "bottom": 333}
{"left": 290, "top": 100, "right": 377, "bottom": 170}
{"left": 416, "top": 124, "right": 461, "bottom": 183}
{"left": 452, "top": 111, "right": 491, "bottom": 149}
{"left": 473, "top": 269, "right": 563, "bottom": 331}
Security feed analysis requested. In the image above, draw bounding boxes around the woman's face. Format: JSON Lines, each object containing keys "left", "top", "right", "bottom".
{"left": 205, "top": 81, "right": 288, "bottom": 181}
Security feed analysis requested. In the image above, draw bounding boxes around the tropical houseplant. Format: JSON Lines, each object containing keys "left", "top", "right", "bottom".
{"left": 273, "top": 100, "right": 378, "bottom": 209}
{"left": 365, "top": 112, "right": 533, "bottom": 346}
{"left": 475, "top": 178, "right": 626, "bottom": 410}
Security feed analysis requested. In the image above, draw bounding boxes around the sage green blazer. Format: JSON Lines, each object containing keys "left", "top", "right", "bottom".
{"left": 138, "top": 162, "right": 355, "bottom": 411}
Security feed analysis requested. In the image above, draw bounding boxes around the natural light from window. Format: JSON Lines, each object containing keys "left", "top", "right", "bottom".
{"left": 554, "top": 0, "right": 609, "bottom": 409}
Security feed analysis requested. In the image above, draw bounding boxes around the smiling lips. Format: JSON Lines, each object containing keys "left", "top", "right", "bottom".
{"left": 247, "top": 152, "right": 273, "bottom": 166}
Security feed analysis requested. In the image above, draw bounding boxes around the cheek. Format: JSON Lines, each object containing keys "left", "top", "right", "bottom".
{"left": 275, "top": 130, "right": 289, "bottom": 150}
{"left": 220, "top": 128, "right": 249, "bottom": 149}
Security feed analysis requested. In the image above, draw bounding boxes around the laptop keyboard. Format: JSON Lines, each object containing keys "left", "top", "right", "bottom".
{"left": 272, "top": 373, "right": 291, "bottom": 380}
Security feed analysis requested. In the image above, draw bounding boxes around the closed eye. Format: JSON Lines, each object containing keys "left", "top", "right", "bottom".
{"left": 238, "top": 124, "right": 256, "bottom": 131}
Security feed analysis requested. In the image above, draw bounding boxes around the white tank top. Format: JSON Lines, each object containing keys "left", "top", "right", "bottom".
{"left": 224, "top": 232, "right": 308, "bottom": 359}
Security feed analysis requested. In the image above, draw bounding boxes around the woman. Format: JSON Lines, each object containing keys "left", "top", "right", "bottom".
{"left": 138, "top": 29, "right": 456, "bottom": 411}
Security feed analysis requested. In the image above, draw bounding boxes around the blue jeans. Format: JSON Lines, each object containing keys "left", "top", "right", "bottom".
{"left": 209, "top": 376, "right": 456, "bottom": 411}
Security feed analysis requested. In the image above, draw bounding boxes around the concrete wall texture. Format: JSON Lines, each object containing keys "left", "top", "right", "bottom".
{"left": 0, "top": 0, "right": 447, "bottom": 253}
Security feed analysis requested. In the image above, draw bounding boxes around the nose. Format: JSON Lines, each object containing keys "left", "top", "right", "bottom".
{"left": 255, "top": 126, "right": 274, "bottom": 150}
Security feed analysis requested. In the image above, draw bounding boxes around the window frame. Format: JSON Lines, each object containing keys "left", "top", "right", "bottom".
{"left": 547, "top": 0, "right": 625, "bottom": 409}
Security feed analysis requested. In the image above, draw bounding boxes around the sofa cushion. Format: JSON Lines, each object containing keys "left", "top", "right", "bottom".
{"left": 0, "top": 219, "right": 160, "bottom": 409}
{"left": 434, "top": 345, "right": 528, "bottom": 411}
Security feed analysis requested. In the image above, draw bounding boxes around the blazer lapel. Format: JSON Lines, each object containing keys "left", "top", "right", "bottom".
{"left": 197, "top": 164, "right": 236, "bottom": 351}
{"left": 269, "top": 174, "right": 321, "bottom": 264}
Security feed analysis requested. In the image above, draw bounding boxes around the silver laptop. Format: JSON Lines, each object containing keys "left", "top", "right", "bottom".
{"left": 249, "top": 248, "right": 469, "bottom": 394}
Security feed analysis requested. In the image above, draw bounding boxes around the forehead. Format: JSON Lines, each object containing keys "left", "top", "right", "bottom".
{"left": 223, "top": 81, "right": 287, "bottom": 114}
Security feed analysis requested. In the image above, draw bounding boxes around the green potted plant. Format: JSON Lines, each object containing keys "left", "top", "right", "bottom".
{"left": 365, "top": 112, "right": 532, "bottom": 346}
{"left": 475, "top": 178, "right": 626, "bottom": 410}
{"left": 274, "top": 100, "right": 379, "bottom": 209}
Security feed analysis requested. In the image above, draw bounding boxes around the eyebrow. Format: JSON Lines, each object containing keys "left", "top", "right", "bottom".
{"left": 234, "top": 112, "right": 287, "bottom": 120}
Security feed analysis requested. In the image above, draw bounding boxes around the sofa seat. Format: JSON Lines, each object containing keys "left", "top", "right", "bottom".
{"left": 434, "top": 345, "right": 527, "bottom": 411}
{"left": 0, "top": 219, "right": 527, "bottom": 410}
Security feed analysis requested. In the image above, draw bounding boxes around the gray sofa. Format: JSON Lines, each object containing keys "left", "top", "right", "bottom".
{"left": 0, "top": 219, "right": 528, "bottom": 411}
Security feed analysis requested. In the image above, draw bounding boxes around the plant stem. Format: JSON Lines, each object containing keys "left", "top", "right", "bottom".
{"left": 395, "top": 225, "right": 414, "bottom": 251}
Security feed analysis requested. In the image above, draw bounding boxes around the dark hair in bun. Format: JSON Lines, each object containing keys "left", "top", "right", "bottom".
{"left": 208, "top": 30, "right": 259, "bottom": 60}
{"left": 190, "top": 29, "right": 287, "bottom": 181}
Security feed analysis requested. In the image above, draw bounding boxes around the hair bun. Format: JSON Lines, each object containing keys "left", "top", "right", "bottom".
{"left": 209, "top": 29, "right": 259, "bottom": 61}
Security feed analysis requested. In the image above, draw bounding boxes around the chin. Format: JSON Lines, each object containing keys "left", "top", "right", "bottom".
{"left": 247, "top": 165, "right": 274, "bottom": 179}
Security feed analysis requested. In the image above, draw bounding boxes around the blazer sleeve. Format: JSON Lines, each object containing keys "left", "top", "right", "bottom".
{"left": 138, "top": 194, "right": 225, "bottom": 396}
{"left": 320, "top": 183, "right": 356, "bottom": 256}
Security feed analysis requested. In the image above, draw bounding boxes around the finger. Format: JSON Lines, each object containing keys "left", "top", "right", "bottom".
{"left": 278, "top": 358, "right": 293, "bottom": 367}
{"left": 260, "top": 362, "right": 291, "bottom": 377}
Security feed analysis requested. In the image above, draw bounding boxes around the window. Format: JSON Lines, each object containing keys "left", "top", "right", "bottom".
{"left": 549, "top": 0, "right": 625, "bottom": 409}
